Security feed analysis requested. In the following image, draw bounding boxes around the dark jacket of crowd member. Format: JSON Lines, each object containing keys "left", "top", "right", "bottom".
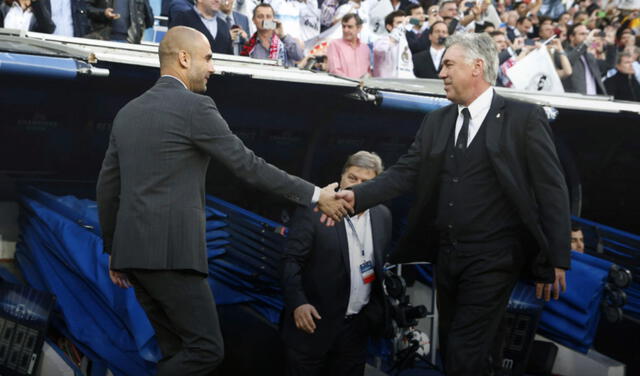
{"left": 86, "top": 0, "right": 154, "bottom": 43}
{"left": 0, "top": 0, "right": 56, "bottom": 33}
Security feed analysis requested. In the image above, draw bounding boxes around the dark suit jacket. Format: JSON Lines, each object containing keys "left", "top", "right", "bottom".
{"left": 406, "top": 30, "right": 429, "bottom": 54}
{"left": 352, "top": 93, "right": 571, "bottom": 283}
{"left": 412, "top": 49, "right": 440, "bottom": 79}
{"left": 563, "top": 43, "right": 616, "bottom": 95}
{"left": 0, "top": 0, "right": 56, "bottom": 33}
{"left": 281, "top": 205, "right": 392, "bottom": 354}
{"left": 169, "top": 8, "right": 233, "bottom": 55}
{"left": 97, "top": 76, "right": 315, "bottom": 274}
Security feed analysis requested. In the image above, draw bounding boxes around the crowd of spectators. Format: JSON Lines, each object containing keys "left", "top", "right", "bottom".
{"left": 1, "top": 0, "right": 639, "bottom": 100}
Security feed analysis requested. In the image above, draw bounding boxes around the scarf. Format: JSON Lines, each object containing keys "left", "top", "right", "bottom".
{"left": 241, "top": 32, "right": 285, "bottom": 62}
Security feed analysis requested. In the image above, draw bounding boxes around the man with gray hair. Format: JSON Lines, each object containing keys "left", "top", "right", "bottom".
{"left": 281, "top": 151, "right": 392, "bottom": 376}
{"left": 335, "top": 32, "right": 571, "bottom": 375}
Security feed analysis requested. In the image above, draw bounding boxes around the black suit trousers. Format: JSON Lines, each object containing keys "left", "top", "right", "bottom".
{"left": 435, "top": 245, "right": 524, "bottom": 376}
{"left": 285, "top": 314, "right": 369, "bottom": 376}
{"left": 129, "top": 269, "right": 224, "bottom": 376}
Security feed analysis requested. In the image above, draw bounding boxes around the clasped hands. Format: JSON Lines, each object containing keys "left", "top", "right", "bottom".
{"left": 316, "top": 183, "right": 356, "bottom": 225}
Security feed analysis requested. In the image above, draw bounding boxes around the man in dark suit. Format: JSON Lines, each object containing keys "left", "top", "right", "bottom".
{"left": 412, "top": 20, "right": 448, "bottom": 79}
{"left": 169, "top": 0, "right": 233, "bottom": 54}
{"left": 282, "top": 151, "right": 392, "bottom": 376}
{"left": 335, "top": 33, "right": 571, "bottom": 376}
{"left": 96, "top": 26, "right": 351, "bottom": 376}
{"left": 218, "top": 0, "right": 249, "bottom": 55}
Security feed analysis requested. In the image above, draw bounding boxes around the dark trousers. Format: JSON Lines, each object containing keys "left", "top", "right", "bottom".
{"left": 129, "top": 269, "right": 224, "bottom": 376}
{"left": 435, "top": 245, "right": 524, "bottom": 376}
{"left": 285, "top": 315, "right": 368, "bottom": 376}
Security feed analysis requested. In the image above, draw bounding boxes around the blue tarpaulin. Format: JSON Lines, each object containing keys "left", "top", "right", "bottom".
{"left": 15, "top": 188, "right": 290, "bottom": 375}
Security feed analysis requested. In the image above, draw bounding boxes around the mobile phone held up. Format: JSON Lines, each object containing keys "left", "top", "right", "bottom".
{"left": 263, "top": 20, "right": 277, "bottom": 30}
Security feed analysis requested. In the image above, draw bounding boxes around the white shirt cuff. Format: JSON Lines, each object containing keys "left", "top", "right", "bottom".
{"left": 311, "top": 186, "right": 321, "bottom": 204}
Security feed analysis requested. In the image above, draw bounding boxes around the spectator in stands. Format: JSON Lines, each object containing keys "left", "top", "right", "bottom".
{"left": 573, "top": 10, "right": 588, "bottom": 26}
{"left": 166, "top": 0, "right": 194, "bottom": 22}
{"left": 490, "top": 30, "right": 508, "bottom": 53}
{"left": 563, "top": 24, "right": 616, "bottom": 95}
{"left": 218, "top": 0, "right": 248, "bottom": 55}
{"left": 240, "top": 3, "right": 304, "bottom": 66}
{"left": 281, "top": 151, "right": 391, "bottom": 376}
{"left": 538, "top": 21, "right": 573, "bottom": 78}
{"left": 571, "top": 226, "right": 585, "bottom": 253}
{"left": 373, "top": 10, "right": 414, "bottom": 78}
{"left": 0, "top": 0, "right": 55, "bottom": 33}
{"left": 332, "top": 0, "right": 371, "bottom": 43}
{"left": 46, "top": 0, "right": 92, "bottom": 37}
{"left": 406, "top": 3, "right": 429, "bottom": 54}
{"left": 504, "top": 10, "right": 519, "bottom": 42}
{"left": 513, "top": 16, "right": 534, "bottom": 41}
{"left": 439, "top": 0, "right": 475, "bottom": 35}
{"left": 412, "top": 20, "right": 448, "bottom": 78}
{"left": 85, "top": 0, "right": 153, "bottom": 43}
{"left": 604, "top": 51, "right": 640, "bottom": 101}
{"left": 169, "top": 0, "right": 233, "bottom": 54}
{"left": 557, "top": 11, "right": 570, "bottom": 28}
{"left": 269, "top": 0, "right": 320, "bottom": 43}
{"left": 327, "top": 13, "right": 371, "bottom": 78}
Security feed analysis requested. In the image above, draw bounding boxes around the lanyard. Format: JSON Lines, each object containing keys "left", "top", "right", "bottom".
{"left": 345, "top": 216, "right": 366, "bottom": 259}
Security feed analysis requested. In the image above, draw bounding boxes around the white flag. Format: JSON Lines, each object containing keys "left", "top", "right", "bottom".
{"left": 616, "top": 0, "right": 640, "bottom": 10}
{"left": 506, "top": 47, "right": 564, "bottom": 93}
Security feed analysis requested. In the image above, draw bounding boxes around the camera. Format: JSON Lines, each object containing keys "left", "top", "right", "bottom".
{"left": 409, "top": 18, "right": 421, "bottom": 26}
{"left": 383, "top": 268, "right": 432, "bottom": 371}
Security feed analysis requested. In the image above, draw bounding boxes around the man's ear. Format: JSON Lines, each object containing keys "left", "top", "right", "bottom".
{"left": 178, "top": 50, "right": 190, "bottom": 69}
{"left": 472, "top": 58, "right": 484, "bottom": 77}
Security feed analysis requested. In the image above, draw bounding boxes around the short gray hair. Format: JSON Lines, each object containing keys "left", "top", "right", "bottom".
{"left": 342, "top": 151, "right": 384, "bottom": 176}
{"left": 445, "top": 33, "right": 498, "bottom": 84}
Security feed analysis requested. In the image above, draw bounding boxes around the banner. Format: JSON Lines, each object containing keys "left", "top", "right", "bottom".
{"left": 616, "top": 0, "right": 640, "bottom": 10}
{"left": 506, "top": 47, "right": 565, "bottom": 93}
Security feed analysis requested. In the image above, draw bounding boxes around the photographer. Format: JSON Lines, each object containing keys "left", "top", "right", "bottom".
{"left": 281, "top": 151, "right": 392, "bottom": 376}
{"left": 240, "top": 3, "right": 304, "bottom": 66}
{"left": 373, "top": 10, "right": 415, "bottom": 78}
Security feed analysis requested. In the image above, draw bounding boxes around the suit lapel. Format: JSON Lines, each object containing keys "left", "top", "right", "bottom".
{"left": 484, "top": 92, "right": 506, "bottom": 156}
{"left": 431, "top": 104, "right": 458, "bottom": 156}
{"left": 335, "top": 219, "right": 351, "bottom": 277}
{"left": 369, "top": 207, "right": 385, "bottom": 268}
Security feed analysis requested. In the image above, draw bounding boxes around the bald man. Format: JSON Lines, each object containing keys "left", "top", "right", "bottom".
{"left": 96, "top": 27, "right": 352, "bottom": 375}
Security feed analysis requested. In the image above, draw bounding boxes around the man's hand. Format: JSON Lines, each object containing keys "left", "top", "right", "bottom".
{"left": 275, "top": 20, "right": 285, "bottom": 39}
{"left": 318, "top": 189, "right": 356, "bottom": 226}
{"left": 294, "top": 304, "right": 322, "bottom": 333}
{"left": 104, "top": 8, "right": 120, "bottom": 20}
{"left": 317, "top": 183, "right": 353, "bottom": 223}
{"left": 536, "top": 268, "right": 567, "bottom": 301}
{"left": 108, "top": 256, "right": 132, "bottom": 288}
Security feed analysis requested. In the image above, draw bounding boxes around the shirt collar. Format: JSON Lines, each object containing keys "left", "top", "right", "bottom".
{"left": 457, "top": 87, "right": 493, "bottom": 120}
{"left": 161, "top": 75, "right": 189, "bottom": 90}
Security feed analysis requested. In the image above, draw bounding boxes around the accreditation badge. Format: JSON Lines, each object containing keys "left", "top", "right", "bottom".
{"left": 360, "top": 261, "right": 376, "bottom": 284}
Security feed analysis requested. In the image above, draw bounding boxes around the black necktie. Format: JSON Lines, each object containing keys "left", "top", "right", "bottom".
{"left": 456, "top": 108, "right": 471, "bottom": 151}
{"left": 226, "top": 16, "right": 232, "bottom": 26}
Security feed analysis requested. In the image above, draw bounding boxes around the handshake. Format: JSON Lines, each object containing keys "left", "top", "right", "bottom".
{"left": 315, "top": 183, "right": 356, "bottom": 225}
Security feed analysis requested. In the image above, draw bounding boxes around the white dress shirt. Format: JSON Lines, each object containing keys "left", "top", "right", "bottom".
{"left": 4, "top": 2, "right": 33, "bottom": 31}
{"left": 454, "top": 87, "right": 493, "bottom": 147}
{"left": 345, "top": 210, "right": 374, "bottom": 315}
{"left": 429, "top": 46, "right": 445, "bottom": 71}
{"left": 51, "top": 0, "right": 74, "bottom": 36}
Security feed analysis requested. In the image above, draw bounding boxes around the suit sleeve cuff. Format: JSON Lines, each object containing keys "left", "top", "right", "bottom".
{"left": 311, "top": 186, "right": 320, "bottom": 205}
